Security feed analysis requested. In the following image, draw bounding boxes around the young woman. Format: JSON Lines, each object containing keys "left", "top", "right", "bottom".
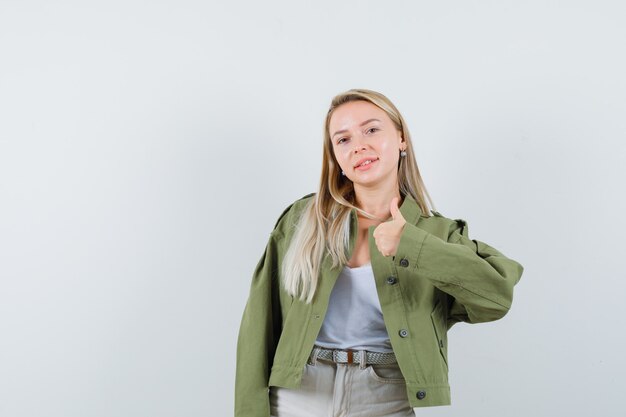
{"left": 235, "top": 88, "right": 524, "bottom": 417}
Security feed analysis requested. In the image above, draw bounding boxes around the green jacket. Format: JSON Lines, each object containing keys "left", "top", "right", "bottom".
{"left": 235, "top": 192, "right": 524, "bottom": 416}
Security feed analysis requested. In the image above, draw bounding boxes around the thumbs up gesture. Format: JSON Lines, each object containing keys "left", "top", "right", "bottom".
{"left": 373, "top": 197, "right": 407, "bottom": 257}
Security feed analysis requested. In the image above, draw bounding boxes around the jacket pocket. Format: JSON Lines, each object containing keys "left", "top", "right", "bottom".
{"left": 430, "top": 300, "right": 449, "bottom": 370}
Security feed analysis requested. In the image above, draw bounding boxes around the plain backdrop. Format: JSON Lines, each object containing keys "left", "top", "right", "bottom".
{"left": 1, "top": 1, "right": 625, "bottom": 416}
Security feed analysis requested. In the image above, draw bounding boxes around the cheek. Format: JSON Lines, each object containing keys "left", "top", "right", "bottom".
{"left": 334, "top": 148, "right": 350, "bottom": 165}
{"left": 380, "top": 140, "right": 398, "bottom": 157}
{"left": 379, "top": 139, "right": 393, "bottom": 151}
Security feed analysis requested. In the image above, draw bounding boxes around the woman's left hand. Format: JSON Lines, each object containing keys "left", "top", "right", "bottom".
{"left": 373, "top": 197, "right": 407, "bottom": 257}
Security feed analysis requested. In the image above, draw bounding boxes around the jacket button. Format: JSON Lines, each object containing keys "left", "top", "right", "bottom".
{"left": 386, "top": 276, "right": 397, "bottom": 285}
{"left": 416, "top": 390, "right": 426, "bottom": 400}
{"left": 399, "top": 329, "right": 408, "bottom": 338}
{"left": 399, "top": 258, "right": 409, "bottom": 267}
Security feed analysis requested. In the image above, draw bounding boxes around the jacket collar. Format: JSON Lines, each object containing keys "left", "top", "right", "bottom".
{"left": 399, "top": 193, "right": 422, "bottom": 225}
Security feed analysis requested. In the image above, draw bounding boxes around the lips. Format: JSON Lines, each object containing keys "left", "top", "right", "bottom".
{"left": 354, "top": 157, "right": 379, "bottom": 168}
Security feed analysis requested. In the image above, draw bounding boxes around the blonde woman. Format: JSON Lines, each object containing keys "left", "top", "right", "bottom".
{"left": 235, "top": 88, "right": 524, "bottom": 417}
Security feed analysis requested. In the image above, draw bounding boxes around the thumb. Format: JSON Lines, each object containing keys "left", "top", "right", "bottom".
{"left": 390, "top": 197, "right": 404, "bottom": 221}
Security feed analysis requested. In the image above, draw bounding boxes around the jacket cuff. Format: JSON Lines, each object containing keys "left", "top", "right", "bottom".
{"left": 394, "top": 222, "right": 429, "bottom": 270}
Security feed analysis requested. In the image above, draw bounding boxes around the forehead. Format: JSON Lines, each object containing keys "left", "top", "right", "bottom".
{"left": 329, "top": 100, "right": 389, "bottom": 132}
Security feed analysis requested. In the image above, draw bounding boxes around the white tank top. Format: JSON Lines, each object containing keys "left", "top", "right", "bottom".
{"left": 315, "top": 262, "right": 393, "bottom": 353}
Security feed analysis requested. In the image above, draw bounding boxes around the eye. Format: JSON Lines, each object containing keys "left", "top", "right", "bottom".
{"left": 337, "top": 137, "right": 348, "bottom": 144}
{"left": 367, "top": 127, "right": 379, "bottom": 134}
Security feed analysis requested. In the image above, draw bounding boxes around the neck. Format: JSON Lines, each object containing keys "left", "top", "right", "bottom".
{"left": 353, "top": 186, "right": 403, "bottom": 221}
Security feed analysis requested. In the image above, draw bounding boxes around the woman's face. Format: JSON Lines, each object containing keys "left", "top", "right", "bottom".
{"left": 329, "top": 100, "right": 404, "bottom": 188}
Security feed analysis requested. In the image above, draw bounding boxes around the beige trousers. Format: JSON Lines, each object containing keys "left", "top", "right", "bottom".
{"left": 269, "top": 352, "right": 416, "bottom": 417}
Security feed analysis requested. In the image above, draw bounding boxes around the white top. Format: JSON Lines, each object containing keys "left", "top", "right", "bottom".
{"left": 314, "top": 262, "right": 393, "bottom": 353}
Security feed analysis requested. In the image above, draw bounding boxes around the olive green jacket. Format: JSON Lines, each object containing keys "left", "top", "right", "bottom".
{"left": 235, "top": 193, "right": 524, "bottom": 416}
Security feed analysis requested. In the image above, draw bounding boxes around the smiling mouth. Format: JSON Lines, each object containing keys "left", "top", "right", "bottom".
{"left": 355, "top": 158, "right": 379, "bottom": 168}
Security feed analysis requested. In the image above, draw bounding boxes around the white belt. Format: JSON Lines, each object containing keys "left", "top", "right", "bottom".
{"left": 309, "top": 345, "right": 397, "bottom": 365}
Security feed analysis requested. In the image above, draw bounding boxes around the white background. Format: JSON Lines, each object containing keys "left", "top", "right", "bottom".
{"left": 1, "top": 1, "right": 625, "bottom": 416}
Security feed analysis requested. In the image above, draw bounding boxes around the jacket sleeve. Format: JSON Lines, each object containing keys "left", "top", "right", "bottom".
{"left": 234, "top": 196, "right": 304, "bottom": 417}
{"left": 234, "top": 231, "right": 281, "bottom": 417}
{"left": 395, "top": 218, "right": 524, "bottom": 324}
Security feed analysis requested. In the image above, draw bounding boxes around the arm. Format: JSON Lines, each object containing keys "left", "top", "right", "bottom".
{"left": 234, "top": 231, "right": 281, "bottom": 417}
{"left": 234, "top": 196, "right": 305, "bottom": 417}
{"left": 395, "top": 218, "right": 524, "bottom": 324}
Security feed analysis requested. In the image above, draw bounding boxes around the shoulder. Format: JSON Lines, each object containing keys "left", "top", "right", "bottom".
{"left": 271, "top": 192, "right": 316, "bottom": 234}
{"left": 419, "top": 208, "right": 469, "bottom": 240}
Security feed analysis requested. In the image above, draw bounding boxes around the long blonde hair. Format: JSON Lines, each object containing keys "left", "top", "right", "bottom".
{"left": 281, "top": 88, "right": 434, "bottom": 303}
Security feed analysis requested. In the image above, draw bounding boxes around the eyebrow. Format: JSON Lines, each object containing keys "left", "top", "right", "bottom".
{"left": 332, "top": 118, "right": 381, "bottom": 138}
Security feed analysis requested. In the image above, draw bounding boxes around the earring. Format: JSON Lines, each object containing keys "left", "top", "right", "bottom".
{"left": 400, "top": 149, "right": 407, "bottom": 157}
{"left": 341, "top": 171, "right": 345, "bottom": 176}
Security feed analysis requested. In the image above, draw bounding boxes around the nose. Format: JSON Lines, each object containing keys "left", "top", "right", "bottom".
{"left": 352, "top": 135, "right": 367, "bottom": 153}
